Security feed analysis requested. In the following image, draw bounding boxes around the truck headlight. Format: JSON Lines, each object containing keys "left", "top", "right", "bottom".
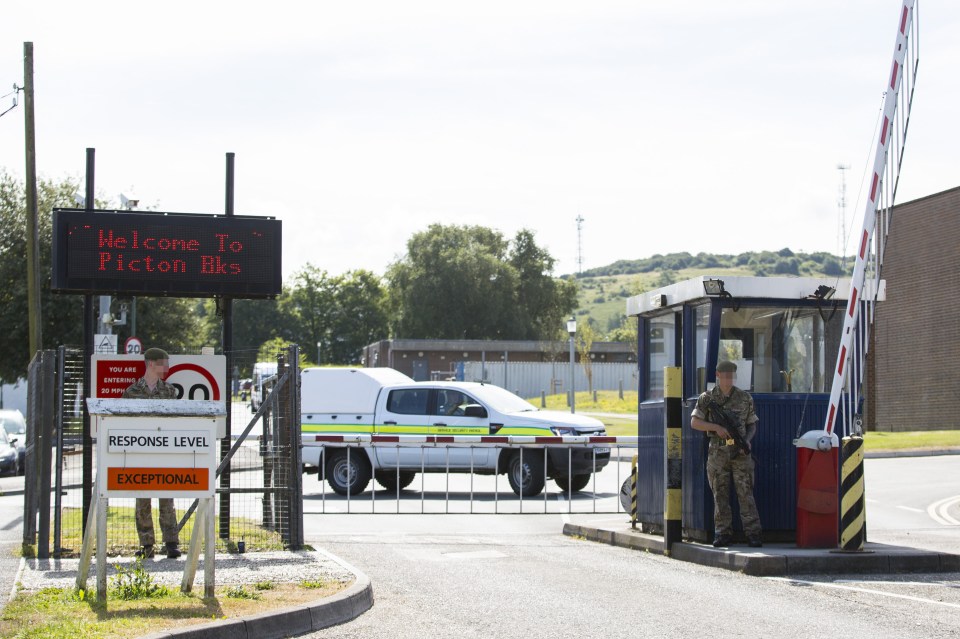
{"left": 550, "top": 426, "right": 578, "bottom": 436}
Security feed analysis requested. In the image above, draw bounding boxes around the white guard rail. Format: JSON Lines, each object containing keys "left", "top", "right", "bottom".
{"left": 302, "top": 435, "right": 640, "bottom": 515}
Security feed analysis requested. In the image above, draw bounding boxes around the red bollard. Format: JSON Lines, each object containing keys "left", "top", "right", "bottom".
{"left": 795, "top": 430, "right": 840, "bottom": 548}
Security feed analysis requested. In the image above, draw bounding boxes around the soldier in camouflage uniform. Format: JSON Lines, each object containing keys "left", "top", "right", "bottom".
{"left": 690, "top": 360, "right": 762, "bottom": 548}
{"left": 122, "top": 347, "right": 182, "bottom": 559}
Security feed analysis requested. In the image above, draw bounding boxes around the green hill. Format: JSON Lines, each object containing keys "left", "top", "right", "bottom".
{"left": 570, "top": 249, "right": 853, "bottom": 336}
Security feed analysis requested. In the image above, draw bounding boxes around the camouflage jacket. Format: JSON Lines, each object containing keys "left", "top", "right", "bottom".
{"left": 122, "top": 377, "right": 178, "bottom": 400}
{"left": 692, "top": 385, "right": 758, "bottom": 439}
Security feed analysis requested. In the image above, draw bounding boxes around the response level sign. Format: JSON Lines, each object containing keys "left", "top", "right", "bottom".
{"left": 51, "top": 208, "right": 282, "bottom": 298}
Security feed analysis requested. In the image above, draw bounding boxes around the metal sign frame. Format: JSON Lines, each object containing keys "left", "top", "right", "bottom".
{"left": 51, "top": 208, "right": 282, "bottom": 298}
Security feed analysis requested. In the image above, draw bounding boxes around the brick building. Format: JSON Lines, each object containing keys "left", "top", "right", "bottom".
{"left": 867, "top": 185, "right": 960, "bottom": 431}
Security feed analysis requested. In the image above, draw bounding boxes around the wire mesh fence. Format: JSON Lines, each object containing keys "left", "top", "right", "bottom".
{"left": 301, "top": 440, "right": 638, "bottom": 516}
{"left": 28, "top": 345, "right": 302, "bottom": 559}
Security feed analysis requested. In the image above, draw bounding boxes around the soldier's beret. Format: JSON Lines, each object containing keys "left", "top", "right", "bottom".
{"left": 716, "top": 360, "right": 737, "bottom": 373}
{"left": 143, "top": 347, "right": 170, "bottom": 361}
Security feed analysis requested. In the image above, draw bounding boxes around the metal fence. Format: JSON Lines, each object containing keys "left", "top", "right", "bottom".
{"left": 24, "top": 345, "right": 302, "bottom": 558}
{"left": 302, "top": 436, "right": 639, "bottom": 515}
{"left": 460, "top": 361, "right": 637, "bottom": 400}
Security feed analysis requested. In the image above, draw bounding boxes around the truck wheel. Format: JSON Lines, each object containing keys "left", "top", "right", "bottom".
{"left": 554, "top": 473, "right": 591, "bottom": 493}
{"left": 326, "top": 450, "right": 371, "bottom": 496}
{"left": 375, "top": 470, "right": 417, "bottom": 492}
{"left": 507, "top": 451, "right": 546, "bottom": 497}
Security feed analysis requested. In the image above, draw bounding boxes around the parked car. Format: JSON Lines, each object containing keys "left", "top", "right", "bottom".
{"left": 0, "top": 428, "right": 18, "bottom": 476}
{"left": 0, "top": 409, "right": 25, "bottom": 476}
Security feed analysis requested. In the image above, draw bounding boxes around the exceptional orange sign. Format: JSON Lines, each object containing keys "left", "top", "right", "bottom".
{"left": 107, "top": 467, "right": 209, "bottom": 491}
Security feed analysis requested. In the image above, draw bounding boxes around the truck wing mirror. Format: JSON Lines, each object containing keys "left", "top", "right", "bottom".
{"left": 463, "top": 405, "right": 487, "bottom": 418}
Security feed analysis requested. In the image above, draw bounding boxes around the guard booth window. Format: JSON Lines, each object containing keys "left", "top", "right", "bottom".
{"left": 644, "top": 312, "right": 676, "bottom": 400}
{"left": 718, "top": 305, "right": 843, "bottom": 393}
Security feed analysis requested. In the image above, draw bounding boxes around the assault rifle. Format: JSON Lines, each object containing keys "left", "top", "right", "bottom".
{"left": 705, "top": 401, "right": 752, "bottom": 457}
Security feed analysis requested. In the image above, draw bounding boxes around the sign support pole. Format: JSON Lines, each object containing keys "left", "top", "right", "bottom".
{"left": 220, "top": 152, "right": 234, "bottom": 539}
{"left": 97, "top": 495, "right": 108, "bottom": 600}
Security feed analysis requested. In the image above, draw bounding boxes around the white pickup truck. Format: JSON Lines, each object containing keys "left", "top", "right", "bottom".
{"left": 301, "top": 367, "right": 610, "bottom": 497}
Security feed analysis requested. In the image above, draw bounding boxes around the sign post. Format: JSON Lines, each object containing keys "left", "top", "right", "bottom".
{"left": 82, "top": 399, "right": 225, "bottom": 600}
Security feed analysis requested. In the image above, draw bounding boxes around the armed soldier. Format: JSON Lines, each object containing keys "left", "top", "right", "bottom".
{"left": 690, "top": 360, "right": 762, "bottom": 548}
{"left": 122, "top": 347, "right": 182, "bottom": 559}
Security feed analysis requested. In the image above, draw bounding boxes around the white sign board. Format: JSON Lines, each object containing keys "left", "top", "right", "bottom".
{"left": 94, "top": 334, "right": 118, "bottom": 354}
{"left": 107, "top": 429, "right": 214, "bottom": 453}
{"left": 96, "top": 416, "right": 219, "bottom": 499}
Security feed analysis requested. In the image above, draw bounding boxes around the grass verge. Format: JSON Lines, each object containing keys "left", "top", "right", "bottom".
{"left": 529, "top": 391, "right": 960, "bottom": 451}
{"left": 0, "top": 576, "right": 349, "bottom": 639}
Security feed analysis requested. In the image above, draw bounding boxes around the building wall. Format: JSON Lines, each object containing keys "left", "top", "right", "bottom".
{"left": 361, "top": 339, "right": 635, "bottom": 383}
{"left": 868, "top": 185, "right": 960, "bottom": 431}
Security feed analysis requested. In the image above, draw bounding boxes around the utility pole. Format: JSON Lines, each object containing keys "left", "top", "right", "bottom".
{"left": 24, "top": 42, "right": 42, "bottom": 355}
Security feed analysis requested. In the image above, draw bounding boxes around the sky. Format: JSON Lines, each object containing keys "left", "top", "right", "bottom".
{"left": 1, "top": 1, "right": 957, "bottom": 281}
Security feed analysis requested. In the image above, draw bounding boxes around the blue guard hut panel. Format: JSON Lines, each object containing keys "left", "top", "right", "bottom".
{"left": 626, "top": 276, "right": 883, "bottom": 542}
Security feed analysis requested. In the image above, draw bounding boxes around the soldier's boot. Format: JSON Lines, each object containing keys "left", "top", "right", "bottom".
{"left": 135, "top": 545, "right": 155, "bottom": 559}
{"left": 165, "top": 542, "right": 182, "bottom": 559}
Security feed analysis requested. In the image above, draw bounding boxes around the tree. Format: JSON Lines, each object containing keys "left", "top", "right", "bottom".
{"left": 280, "top": 265, "right": 388, "bottom": 365}
{"left": 113, "top": 297, "right": 207, "bottom": 355}
{"left": 197, "top": 296, "right": 293, "bottom": 375}
{"left": 0, "top": 171, "right": 85, "bottom": 381}
{"left": 576, "top": 320, "right": 597, "bottom": 393}
{"left": 283, "top": 265, "right": 337, "bottom": 363}
{"left": 606, "top": 316, "right": 638, "bottom": 358}
{"left": 510, "top": 229, "right": 578, "bottom": 340}
{"left": 326, "top": 270, "right": 389, "bottom": 365}
{"left": 386, "top": 224, "right": 576, "bottom": 340}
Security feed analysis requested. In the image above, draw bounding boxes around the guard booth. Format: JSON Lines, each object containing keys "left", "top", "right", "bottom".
{"left": 627, "top": 276, "right": 879, "bottom": 542}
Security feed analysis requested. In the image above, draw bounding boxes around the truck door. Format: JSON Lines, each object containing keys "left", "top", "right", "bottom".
{"left": 376, "top": 388, "right": 432, "bottom": 469}
{"left": 430, "top": 389, "right": 491, "bottom": 468}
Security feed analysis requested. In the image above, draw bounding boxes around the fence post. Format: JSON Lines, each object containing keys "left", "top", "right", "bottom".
{"left": 284, "top": 345, "right": 304, "bottom": 549}
{"left": 37, "top": 350, "right": 56, "bottom": 558}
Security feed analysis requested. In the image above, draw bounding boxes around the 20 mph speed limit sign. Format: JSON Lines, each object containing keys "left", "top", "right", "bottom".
{"left": 125, "top": 337, "right": 143, "bottom": 354}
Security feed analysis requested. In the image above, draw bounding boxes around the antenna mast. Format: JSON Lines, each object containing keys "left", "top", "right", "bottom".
{"left": 837, "top": 163, "right": 850, "bottom": 270}
{"left": 575, "top": 214, "right": 585, "bottom": 274}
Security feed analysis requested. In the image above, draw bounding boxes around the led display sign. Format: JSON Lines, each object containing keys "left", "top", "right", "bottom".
{"left": 52, "top": 209, "right": 282, "bottom": 298}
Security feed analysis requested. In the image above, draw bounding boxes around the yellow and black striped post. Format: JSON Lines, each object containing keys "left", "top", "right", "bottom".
{"left": 630, "top": 454, "right": 638, "bottom": 529}
{"left": 840, "top": 436, "right": 866, "bottom": 551}
{"left": 663, "top": 367, "right": 682, "bottom": 555}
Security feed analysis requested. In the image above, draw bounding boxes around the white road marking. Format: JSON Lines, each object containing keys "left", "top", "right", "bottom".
{"left": 557, "top": 493, "right": 570, "bottom": 524}
{"left": 441, "top": 550, "right": 507, "bottom": 560}
{"left": 928, "top": 495, "right": 960, "bottom": 526}
{"left": 896, "top": 505, "right": 924, "bottom": 513}
{"left": 769, "top": 577, "right": 960, "bottom": 610}
{"left": 833, "top": 580, "right": 957, "bottom": 587}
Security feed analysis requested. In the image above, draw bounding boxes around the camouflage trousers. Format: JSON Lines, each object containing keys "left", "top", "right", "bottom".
{"left": 706, "top": 443, "right": 762, "bottom": 537}
{"left": 135, "top": 498, "right": 179, "bottom": 546}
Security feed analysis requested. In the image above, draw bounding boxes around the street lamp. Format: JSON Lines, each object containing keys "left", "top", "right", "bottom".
{"left": 316, "top": 341, "right": 321, "bottom": 366}
{"left": 567, "top": 316, "right": 577, "bottom": 414}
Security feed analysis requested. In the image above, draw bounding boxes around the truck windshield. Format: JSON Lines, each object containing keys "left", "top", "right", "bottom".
{"left": 470, "top": 385, "right": 538, "bottom": 414}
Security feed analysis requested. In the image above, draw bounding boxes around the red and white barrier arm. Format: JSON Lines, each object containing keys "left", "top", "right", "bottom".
{"left": 821, "top": 0, "right": 916, "bottom": 440}
{"left": 303, "top": 435, "right": 638, "bottom": 448}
